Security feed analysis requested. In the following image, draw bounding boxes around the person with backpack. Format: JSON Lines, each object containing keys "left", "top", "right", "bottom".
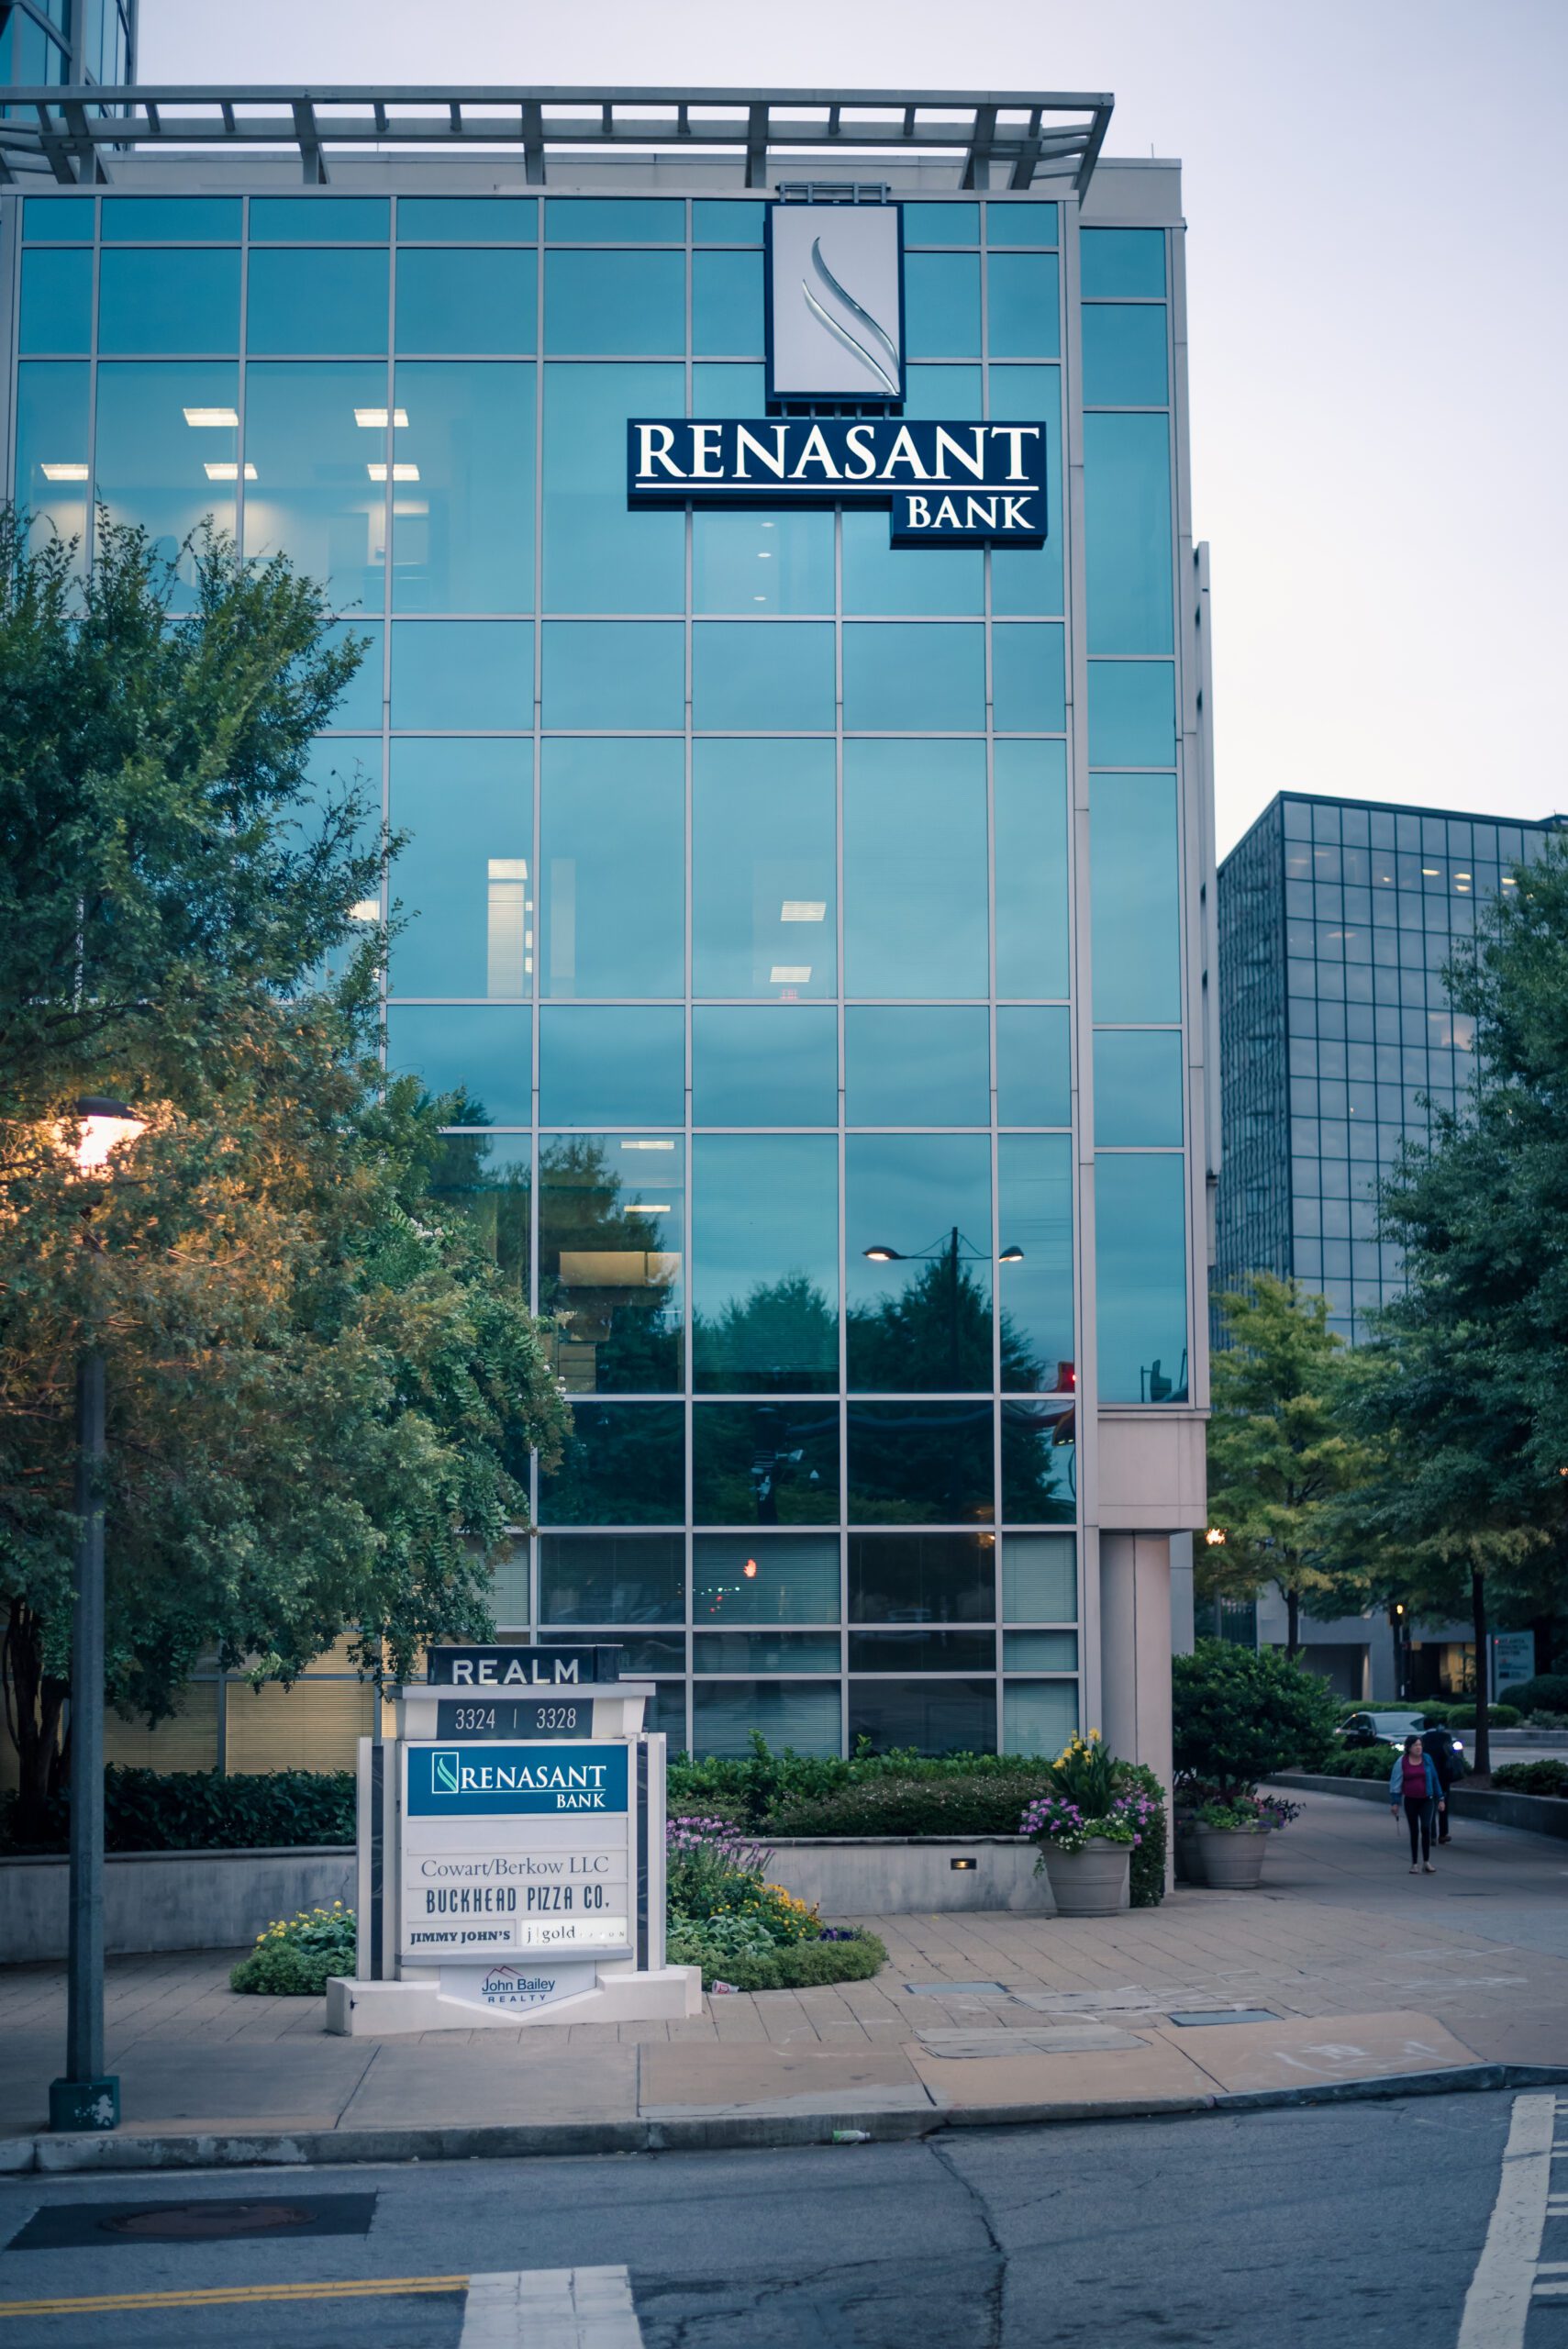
{"left": 1420, "top": 1718, "right": 1461, "bottom": 1845}
{"left": 1389, "top": 1733, "right": 1444, "bottom": 1873}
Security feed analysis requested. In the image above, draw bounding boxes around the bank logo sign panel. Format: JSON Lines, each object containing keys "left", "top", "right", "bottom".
{"left": 626, "top": 200, "right": 1046, "bottom": 547}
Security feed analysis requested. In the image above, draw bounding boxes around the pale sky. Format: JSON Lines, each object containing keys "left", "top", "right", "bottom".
{"left": 141, "top": 0, "right": 1568, "bottom": 852}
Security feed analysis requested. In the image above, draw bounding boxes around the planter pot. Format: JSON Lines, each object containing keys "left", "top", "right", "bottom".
{"left": 1190, "top": 1824, "right": 1269, "bottom": 1891}
{"left": 1038, "top": 1837, "right": 1130, "bottom": 1917}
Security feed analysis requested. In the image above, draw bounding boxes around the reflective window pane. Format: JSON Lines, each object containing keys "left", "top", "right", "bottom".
{"left": 998, "top": 1136, "right": 1073, "bottom": 1391}
{"left": 539, "top": 1133, "right": 684, "bottom": 1394}
{"left": 906, "top": 203, "right": 980, "bottom": 244}
{"left": 247, "top": 250, "right": 388, "bottom": 354}
{"left": 849, "top": 1681, "right": 996, "bottom": 1756}
{"left": 692, "top": 740, "right": 837, "bottom": 1000}
{"left": 18, "top": 248, "right": 91, "bottom": 352}
{"left": 539, "top": 1400, "right": 685, "bottom": 1525}
{"left": 539, "top": 740, "right": 684, "bottom": 998}
{"left": 995, "top": 1007, "right": 1072, "bottom": 1127}
{"left": 841, "top": 509, "right": 982, "bottom": 616}
{"left": 693, "top": 1682, "right": 840, "bottom": 1758}
{"left": 540, "top": 622, "right": 684, "bottom": 729}
{"left": 395, "top": 249, "right": 536, "bottom": 354}
{"left": 693, "top": 509, "right": 833, "bottom": 614}
{"left": 989, "top": 366, "right": 1063, "bottom": 617}
{"left": 391, "top": 620, "right": 532, "bottom": 729}
{"left": 318, "top": 622, "right": 384, "bottom": 730}
{"left": 98, "top": 249, "right": 240, "bottom": 355}
{"left": 1086, "top": 662, "right": 1177, "bottom": 765}
{"left": 250, "top": 197, "right": 387, "bottom": 241}
{"left": 1083, "top": 305, "right": 1169, "bottom": 406}
{"left": 15, "top": 359, "right": 88, "bottom": 551}
{"left": 538, "top": 1008, "right": 684, "bottom": 1126}
{"left": 544, "top": 251, "right": 684, "bottom": 354}
{"left": 1003, "top": 1629, "right": 1077, "bottom": 1669}
{"left": 387, "top": 739, "right": 532, "bottom": 999}
{"left": 24, "top": 195, "right": 96, "bottom": 239}
{"left": 904, "top": 254, "right": 980, "bottom": 357}
{"left": 849, "top": 1532, "right": 995, "bottom": 1622}
{"left": 1090, "top": 774, "right": 1182, "bottom": 1022}
{"left": 694, "top": 1632, "right": 840, "bottom": 1673}
{"left": 1095, "top": 1152, "right": 1189, "bottom": 1403}
{"left": 693, "top": 202, "right": 767, "bottom": 244}
{"left": 392, "top": 362, "right": 534, "bottom": 612}
{"left": 999, "top": 1398, "right": 1076, "bottom": 1520}
{"left": 243, "top": 362, "right": 387, "bottom": 611}
{"left": 995, "top": 740, "right": 1070, "bottom": 996}
{"left": 986, "top": 203, "right": 1058, "bottom": 246}
{"left": 384, "top": 1003, "right": 531, "bottom": 1125}
{"left": 1094, "top": 1030, "right": 1184, "bottom": 1145}
{"left": 692, "top": 250, "right": 763, "bottom": 354}
{"left": 93, "top": 362, "right": 239, "bottom": 609}
{"left": 100, "top": 196, "right": 240, "bottom": 241}
{"left": 397, "top": 196, "right": 537, "bottom": 241}
{"left": 1003, "top": 1680, "right": 1078, "bottom": 1754}
{"left": 693, "top": 1404, "right": 840, "bottom": 1525}
{"left": 845, "top": 1007, "right": 989, "bottom": 1127}
{"left": 992, "top": 622, "right": 1066, "bottom": 732}
{"left": 986, "top": 252, "right": 1060, "bottom": 359}
{"left": 692, "top": 622, "right": 835, "bottom": 731}
{"left": 429, "top": 1131, "right": 530, "bottom": 1292}
{"left": 692, "top": 1008, "right": 838, "bottom": 1126}
{"left": 847, "top": 1134, "right": 992, "bottom": 1392}
{"left": 849, "top": 1630, "right": 994, "bottom": 1671}
{"left": 842, "top": 740, "right": 988, "bottom": 997}
{"left": 1084, "top": 414, "right": 1173, "bottom": 654}
{"left": 1080, "top": 228, "right": 1165, "bottom": 298}
{"left": 847, "top": 1403, "right": 994, "bottom": 1521}
{"left": 692, "top": 363, "right": 765, "bottom": 417}
{"left": 539, "top": 1532, "right": 684, "bottom": 1621}
{"left": 487, "top": 1535, "right": 531, "bottom": 1630}
{"left": 694, "top": 1533, "right": 840, "bottom": 1622}
{"left": 692, "top": 1133, "right": 839, "bottom": 1394}
{"left": 1001, "top": 1532, "right": 1076, "bottom": 1620}
{"left": 841, "top": 623, "right": 984, "bottom": 732}
{"left": 545, "top": 200, "right": 684, "bottom": 242}
{"left": 543, "top": 363, "right": 684, "bottom": 612}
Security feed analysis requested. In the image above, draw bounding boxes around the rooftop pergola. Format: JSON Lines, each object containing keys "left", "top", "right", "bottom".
{"left": 0, "top": 85, "right": 1115, "bottom": 194}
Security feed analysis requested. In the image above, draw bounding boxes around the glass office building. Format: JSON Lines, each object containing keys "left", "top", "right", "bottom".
{"left": 1, "top": 0, "right": 133, "bottom": 99}
{"left": 0, "top": 91, "right": 1216, "bottom": 1771}
{"left": 1218, "top": 791, "right": 1564, "bottom": 1344}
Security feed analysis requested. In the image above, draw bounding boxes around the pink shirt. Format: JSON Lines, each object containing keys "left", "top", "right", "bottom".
{"left": 1401, "top": 1756, "right": 1429, "bottom": 1798}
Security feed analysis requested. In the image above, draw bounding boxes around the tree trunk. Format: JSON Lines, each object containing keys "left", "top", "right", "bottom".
{"left": 1471, "top": 1567, "right": 1491, "bottom": 1776}
{"left": 1285, "top": 1585, "right": 1301, "bottom": 1660}
{"left": 3, "top": 1598, "right": 70, "bottom": 1841}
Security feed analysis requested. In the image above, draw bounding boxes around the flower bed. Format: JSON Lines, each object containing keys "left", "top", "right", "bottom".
{"left": 230, "top": 1901, "right": 355, "bottom": 1994}
{"left": 664, "top": 1814, "right": 886, "bottom": 1991}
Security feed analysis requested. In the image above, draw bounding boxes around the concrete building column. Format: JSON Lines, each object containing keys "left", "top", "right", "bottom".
{"left": 1099, "top": 1532, "right": 1176, "bottom": 1834}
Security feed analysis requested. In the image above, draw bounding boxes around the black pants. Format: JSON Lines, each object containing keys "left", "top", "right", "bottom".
{"left": 1436, "top": 1787, "right": 1451, "bottom": 1841}
{"left": 1403, "top": 1797, "right": 1434, "bottom": 1862}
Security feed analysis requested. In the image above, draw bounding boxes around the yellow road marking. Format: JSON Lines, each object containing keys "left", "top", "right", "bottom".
{"left": 0, "top": 2274, "right": 468, "bottom": 2318}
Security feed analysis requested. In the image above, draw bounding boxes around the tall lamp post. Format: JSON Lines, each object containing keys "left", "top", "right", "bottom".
{"left": 50, "top": 1095, "right": 145, "bottom": 2136}
{"left": 862, "top": 1229, "right": 1024, "bottom": 1388}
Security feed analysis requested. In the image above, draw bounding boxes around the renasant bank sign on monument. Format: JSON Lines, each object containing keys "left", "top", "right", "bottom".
{"left": 628, "top": 201, "right": 1047, "bottom": 543}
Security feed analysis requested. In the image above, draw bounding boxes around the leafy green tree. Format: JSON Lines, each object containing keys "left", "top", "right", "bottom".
{"left": 1342, "top": 837, "right": 1568, "bottom": 1771}
{"left": 1173, "top": 1639, "right": 1342, "bottom": 1797}
{"left": 0, "top": 517, "right": 567, "bottom": 1830}
{"left": 1205, "top": 1273, "right": 1381, "bottom": 1654}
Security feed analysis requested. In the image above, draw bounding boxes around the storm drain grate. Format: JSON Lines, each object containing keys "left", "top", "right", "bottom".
{"left": 904, "top": 1980, "right": 1009, "bottom": 1997}
{"left": 6, "top": 2194, "right": 377, "bottom": 2252}
{"left": 1166, "top": 2009, "right": 1279, "bottom": 2028}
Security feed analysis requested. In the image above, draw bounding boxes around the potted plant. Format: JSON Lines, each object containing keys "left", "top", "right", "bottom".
{"left": 1018, "top": 1732, "right": 1156, "bottom": 1916}
{"left": 1173, "top": 1641, "right": 1338, "bottom": 1890}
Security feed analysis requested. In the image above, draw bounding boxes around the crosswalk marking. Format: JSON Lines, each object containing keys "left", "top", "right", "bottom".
{"left": 462, "top": 2266, "right": 644, "bottom": 2349}
{"left": 1458, "top": 2093, "right": 1557, "bottom": 2348}
{"left": 0, "top": 2276, "right": 466, "bottom": 2320}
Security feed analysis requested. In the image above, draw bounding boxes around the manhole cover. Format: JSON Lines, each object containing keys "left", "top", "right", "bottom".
{"left": 109, "top": 2202, "right": 317, "bottom": 2240}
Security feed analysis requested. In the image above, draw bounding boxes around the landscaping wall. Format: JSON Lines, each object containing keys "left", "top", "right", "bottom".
{"left": 0, "top": 1846, "right": 354, "bottom": 1966}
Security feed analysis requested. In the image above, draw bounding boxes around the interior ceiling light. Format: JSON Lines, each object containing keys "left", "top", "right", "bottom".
{"left": 771, "top": 965, "right": 811, "bottom": 984}
{"left": 183, "top": 406, "right": 239, "bottom": 428}
{"left": 354, "top": 407, "right": 409, "bottom": 428}
{"left": 40, "top": 462, "right": 89, "bottom": 480}
{"left": 780, "top": 901, "right": 826, "bottom": 921}
{"left": 204, "top": 462, "right": 258, "bottom": 481}
{"left": 349, "top": 898, "right": 381, "bottom": 922}
{"left": 367, "top": 462, "right": 420, "bottom": 482}
{"left": 627, "top": 1202, "right": 671, "bottom": 1214}
{"left": 621, "top": 1140, "right": 674, "bottom": 1150}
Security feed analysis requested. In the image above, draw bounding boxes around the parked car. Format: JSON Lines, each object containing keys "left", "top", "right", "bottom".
{"left": 1335, "top": 1709, "right": 1467, "bottom": 1766}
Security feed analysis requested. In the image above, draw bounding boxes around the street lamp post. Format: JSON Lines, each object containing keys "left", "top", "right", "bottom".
{"left": 49, "top": 1096, "right": 145, "bottom": 2136}
{"left": 861, "top": 1229, "right": 1025, "bottom": 1388}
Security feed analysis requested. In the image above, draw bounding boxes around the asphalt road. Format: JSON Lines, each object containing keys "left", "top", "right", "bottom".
{"left": 3, "top": 2088, "right": 1564, "bottom": 2349}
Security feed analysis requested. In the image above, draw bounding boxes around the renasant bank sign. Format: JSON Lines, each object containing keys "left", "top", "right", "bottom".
{"left": 626, "top": 200, "right": 1048, "bottom": 546}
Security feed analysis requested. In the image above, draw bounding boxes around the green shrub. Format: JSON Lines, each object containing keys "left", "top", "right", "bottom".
{"left": 229, "top": 1902, "right": 355, "bottom": 1995}
{"left": 1499, "top": 1675, "right": 1568, "bottom": 1719}
{"left": 1316, "top": 1745, "right": 1401, "bottom": 1781}
{"left": 1492, "top": 1759, "right": 1568, "bottom": 1798}
{"left": 1173, "top": 1641, "right": 1342, "bottom": 1793}
{"left": 667, "top": 1920, "right": 887, "bottom": 1992}
{"left": 1445, "top": 1703, "right": 1520, "bottom": 1730}
{"left": 0, "top": 1766, "right": 356, "bottom": 1855}
{"left": 767, "top": 1768, "right": 1049, "bottom": 1840}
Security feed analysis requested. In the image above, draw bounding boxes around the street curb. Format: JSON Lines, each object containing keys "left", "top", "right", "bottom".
{"left": 7, "top": 2061, "right": 1567, "bottom": 2174}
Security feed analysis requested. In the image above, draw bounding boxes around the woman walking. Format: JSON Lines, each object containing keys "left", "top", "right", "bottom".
{"left": 1388, "top": 1733, "right": 1443, "bottom": 1873}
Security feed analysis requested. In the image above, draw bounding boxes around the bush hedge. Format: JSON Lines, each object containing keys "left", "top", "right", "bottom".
{"left": 1498, "top": 1675, "right": 1568, "bottom": 1719}
{"left": 229, "top": 1902, "right": 355, "bottom": 1995}
{"left": 1314, "top": 1745, "right": 1402, "bottom": 1781}
{"left": 667, "top": 1927, "right": 888, "bottom": 1993}
{"left": 1492, "top": 1759, "right": 1568, "bottom": 1798}
{"left": 1173, "top": 1641, "right": 1341, "bottom": 1790}
{"left": 0, "top": 1766, "right": 356, "bottom": 1855}
{"left": 1445, "top": 1703, "right": 1521, "bottom": 1730}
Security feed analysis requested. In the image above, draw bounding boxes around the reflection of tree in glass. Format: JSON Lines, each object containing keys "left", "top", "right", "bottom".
{"left": 1000, "top": 1398, "right": 1075, "bottom": 1524}
{"left": 692, "top": 1271, "right": 838, "bottom": 1394}
{"left": 693, "top": 1402, "right": 839, "bottom": 1524}
{"left": 539, "top": 1136, "right": 680, "bottom": 1394}
{"left": 429, "top": 1107, "right": 530, "bottom": 1293}
{"left": 847, "top": 1255, "right": 1049, "bottom": 1395}
{"left": 542, "top": 1402, "right": 685, "bottom": 1527}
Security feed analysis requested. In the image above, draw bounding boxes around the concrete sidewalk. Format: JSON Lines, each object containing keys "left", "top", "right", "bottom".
{"left": 4, "top": 1789, "right": 1566, "bottom": 2171}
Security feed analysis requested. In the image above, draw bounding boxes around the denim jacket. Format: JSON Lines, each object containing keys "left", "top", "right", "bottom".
{"left": 1388, "top": 1753, "right": 1443, "bottom": 1805}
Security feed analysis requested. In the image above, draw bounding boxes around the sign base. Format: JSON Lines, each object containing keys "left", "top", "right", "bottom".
{"left": 325, "top": 1961, "right": 701, "bottom": 2038}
